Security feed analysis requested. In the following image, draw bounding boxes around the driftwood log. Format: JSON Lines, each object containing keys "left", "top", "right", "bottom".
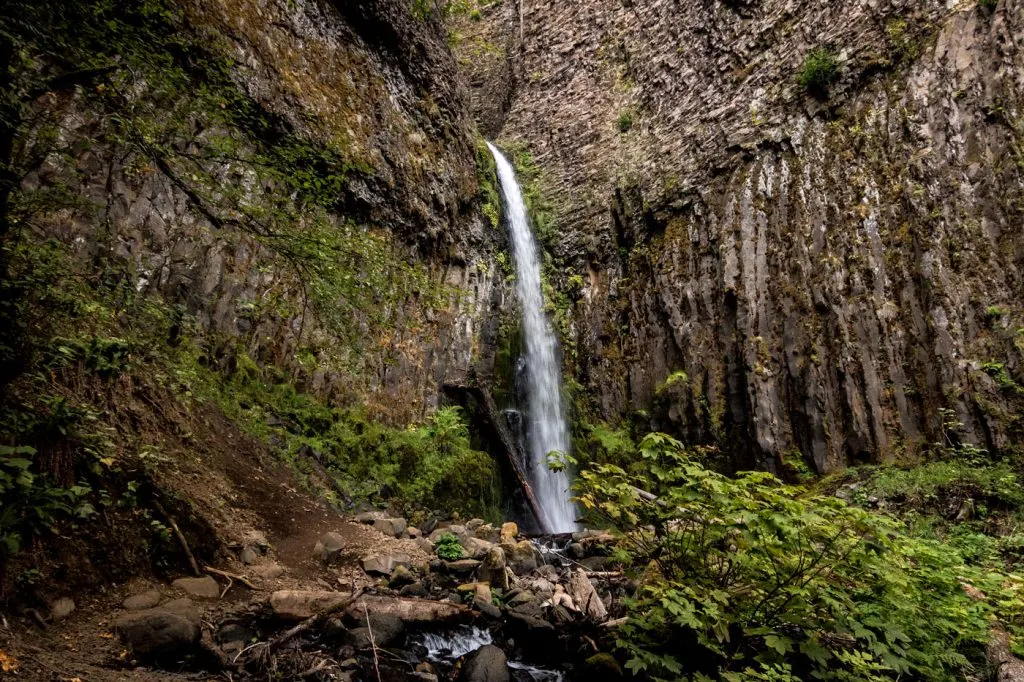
{"left": 443, "top": 382, "right": 545, "bottom": 524}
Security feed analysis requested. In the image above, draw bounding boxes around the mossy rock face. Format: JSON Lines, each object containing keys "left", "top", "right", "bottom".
{"left": 583, "top": 653, "right": 624, "bottom": 679}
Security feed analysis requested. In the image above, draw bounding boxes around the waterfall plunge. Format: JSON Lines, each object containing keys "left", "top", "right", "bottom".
{"left": 486, "top": 142, "right": 578, "bottom": 533}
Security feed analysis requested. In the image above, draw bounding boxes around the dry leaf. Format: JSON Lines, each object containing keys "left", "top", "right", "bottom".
{"left": 0, "top": 650, "right": 18, "bottom": 672}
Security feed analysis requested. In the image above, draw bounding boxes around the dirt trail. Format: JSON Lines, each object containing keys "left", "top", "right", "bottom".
{"left": 0, "top": 404, "right": 427, "bottom": 681}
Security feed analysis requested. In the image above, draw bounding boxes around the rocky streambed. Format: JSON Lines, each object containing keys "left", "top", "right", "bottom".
{"left": 102, "top": 513, "right": 628, "bottom": 681}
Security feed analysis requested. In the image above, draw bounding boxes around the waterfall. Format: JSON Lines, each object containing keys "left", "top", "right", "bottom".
{"left": 486, "top": 142, "right": 578, "bottom": 533}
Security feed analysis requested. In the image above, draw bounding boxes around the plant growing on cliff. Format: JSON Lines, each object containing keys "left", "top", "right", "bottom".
{"left": 797, "top": 47, "right": 840, "bottom": 99}
{"left": 575, "top": 432, "right": 1023, "bottom": 681}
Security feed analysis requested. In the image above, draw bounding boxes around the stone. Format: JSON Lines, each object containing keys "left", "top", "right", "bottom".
{"left": 430, "top": 524, "right": 469, "bottom": 546}
{"left": 269, "top": 590, "right": 349, "bottom": 621}
{"left": 346, "top": 612, "right": 404, "bottom": 648}
{"left": 416, "top": 537, "right": 435, "bottom": 553}
{"left": 478, "top": 526, "right": 501, "bottom": 545}
{"left": 313, "top": 532, "right": 346, "bottom": 564}
{"left": 507, "top": 610, "right": 555, "bottom": 637}
{"left": 114, "top": 599, "right": 201, "bottom": 661}
{"left": 459, "top": 644, "right": 509, "bottom": 682}
{"left": 444, "top": 559, "right": 481, "bottom": 576}
{"left": 529, "top": 578, "right": 555, "bottom": 600}
{"left": 251, "top": 563, "right": 285, "bottom": 580}
{"left": 499, "top": 522, "right": 518, "bottom": 543}
{"left": 123, "top": 589, "right": 163, "bottom": 611}
{"left": 242, "top": 530, "right": 270, "bottom": 552}
{"left": 568, "top": 542, "right": 586, "bottom": 559}
{"left": 568, "top": 569, "right": 608, "bottom": 622}
{"left": 239, "top": 546, "right": 259, "bottom": 565}
{"left": 49, "top": 598, "right": 75, "bottom": 621}
{"left": 502, "top": 540, "right": 540, "bottom": 576}
{"left": 475, "top": 597, "right": 502, "bottom": 619}
{"left": 478, "top": 545, "right": 509, "bottom": 591}
{"left": 400, "top": 582, "right": 428, "bottom": 597}
{"left": 583, "top": 652, "right": 625, "bottom": 679}
{"left": 507, "top": 590, "right": 536, "bottom": 608}
{"left": 355, "top": 510, "right": 388, "bottom": 524}
{"left": 171, "top": 576, "right": 220, "bottom": 600}
{"left": 474, "top": 582, "right": 493, "bottom": 604}
{"left": 408, "top": 526, "right": 422, "bottom": 539}
{"left": 372, "top": 517, "right": 408, "bottom": 538}
{"left": 389, "top": 565, "right": 416, "bottom": 587}
{"left": 362, "top": 552, "right": 411, "bottom": 576}
{"left": 536, "top": 564, "right": 559, "bottom": 582}
{"left": 466, "top": 518, "right": 485, "bottom": 530}
{"left": 464, "top": 536, "right": 494, "bottom": 559}
{"left": 217, "top": 623, "right": 253, "bottom": 658}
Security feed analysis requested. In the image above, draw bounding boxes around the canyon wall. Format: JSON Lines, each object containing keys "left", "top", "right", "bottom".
{"left": 465, "top": 0, "right": 1024, "bottom": 471}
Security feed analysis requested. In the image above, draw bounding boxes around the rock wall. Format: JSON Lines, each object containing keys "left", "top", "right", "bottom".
{"left": 472, "top": 0, "right": 1024, "bottom": 471}
{"left": 17, "top": 0, "right": 503, "bottom": 423}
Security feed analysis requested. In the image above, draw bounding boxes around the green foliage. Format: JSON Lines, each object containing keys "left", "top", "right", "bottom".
{"left": 617, "top": 109, "right": 635, "bottom": 133}
{"left": 502, "top": 141, "right": 557, "bottom": 250}
{"left": 476, "top": 140, "right": 502, "bottom": 229}
{"left": 797, "top": 47, "right": 840, "bottom": 98}
{"left": 435, "top": 532, "right": 465, "bottom": 560}
{"left": 576, "top": 432, "right": 1023, "bottom": 681}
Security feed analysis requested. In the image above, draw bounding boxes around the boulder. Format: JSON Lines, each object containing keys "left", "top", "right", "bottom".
{"left": 355, "top": 510, "right": 388, "bottom": 524}
{"left": 568, "top": 542, "right": 586, "bottom": 559}
{"left": 529, "top": 578, "right": 555, "bottom": 601}
{"left": 217, "top": 623, "right": 254, "bottom": 659}
{"left": 114, "top": 599, "right": 201, "bottom": 661}
{"left": 389, "top": 565, "right": 416, "bottom": 587}
{"left": 313, "top": 532, "right": 347, "bottom": 564}
{"left": 583, "top": 652, "right": 625, "bottom": 679}
{"left": 507, "top": 610, "right": 555, "bottom": 636}
{"left": 478, "top": 546, "right": 509, "bottom": 591}
{"left": 123, "top": 589, "right": 163, "bottom": 611}
{"left": 372, "top": 517, "right": 408, "bottom": 538}
{"left": 502, "top": 540, "right": 540, "bottom": 576}
{"left": 430, "top": 524, "right": 469, "bottom": 546}
{"left": 242, "top": 530, "right": 270, "bottom": 553}
{"left": 269, "top": 590, "right": 350, "bottom": 621}
{"left": 49, "top": 597, "right": 75, "bottom": 621}
{"left": 508, "top": 591, "right": 536, "bottom": 608}
{"left": 444, "top": 559, "right": 482, "bottom": 576}
{"left": 466, "top": 518, "right": 485, "bottom": 531}
{"left": 362, "top": 552, "right": 411, "bottom": 576}
{"left": 459, "top": 644, "right": 509, "bottom": 682}
{"left": 416, "top": 537, "right": 435, "bottom": 553}
{"left": 346, "top": 613, "right": 404, "bottom": 648}
{"left": 171, "top": 576, "right": 220, "bottom": 600}
{"left": 464, "top": 537, "right": 494, "bottom": 560}
{"left": 499, "top": 522, "right": 518, "bottom": 544}
{"left": 239, "top": 546, "right": 259, "bottom": 565}
{"left": 474, "top": 523, "right": 500, "bottom": 543}
{"left": 568, "top": 569, "right": 608, "bottom": 622}
{"left": 408, "top": 526, "right": 422, "bottom": 539}
{"left": 536, "top": 564, "right": 559, "bottom": 582}
{"left": 399, "top": 582, "right": 428, "bottom": 598}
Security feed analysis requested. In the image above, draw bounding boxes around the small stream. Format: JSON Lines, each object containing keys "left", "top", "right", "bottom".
{"left": 411, "top": 625, "right": 565, "bottom": 681}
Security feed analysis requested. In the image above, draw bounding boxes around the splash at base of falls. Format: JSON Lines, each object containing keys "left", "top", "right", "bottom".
{"left": 413, "top": 626, "right": 565, "bottom": 681}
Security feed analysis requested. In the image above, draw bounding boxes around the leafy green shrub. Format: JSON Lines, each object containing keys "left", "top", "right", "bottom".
{"left": 797, "top": 47, "right": 840, "bottom": 98}
{"left": 575, "top": 432, "right": 1023, "bottom": 681}
{"left": 435, "top": 532, "right": 464, "bottom": 560}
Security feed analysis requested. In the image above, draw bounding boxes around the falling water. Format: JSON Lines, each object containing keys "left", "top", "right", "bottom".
{"left": 486, "top": 142, "right": 578, "bottom": 533}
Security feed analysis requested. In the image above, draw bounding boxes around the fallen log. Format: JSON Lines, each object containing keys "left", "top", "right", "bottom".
{"left": 443, "top": 382, "right": 545, "bottom": 524}
{"left": 344, "top": 595, "right": 473, "bottom": 624}
{"left": 267, "top": 588, "right": 365, "bottom": 652}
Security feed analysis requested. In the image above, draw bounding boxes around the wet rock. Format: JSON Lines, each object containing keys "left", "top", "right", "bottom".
{"left": 373, "top": 517, "right": 408, "bottom": 538}
{"left": 507, "top": 610, "right": 555, "bottom": 635}
{"left": 171, "top": 576, "right": 220, "bottom": 600}
{"left": 529, "top": 578, "right": 555, "bottom": 600}
{"left": 49, "top": 598, "right": 75, "bottom": 621}
{"left": 499, "top": 522, "right": 518, "bottom": 543}
{"left": 459, "top": 644, "right": 509, "bottom": 682}
{"left": 568, "top": 569, "right": 608, "bottom": 622}
{"left": 347, "top": 612, "right": 404, "bottom": 648}
{"left": 579, "top": 556, "right": 614, "bottom": 572}
{"left": 568, "top": 542, "right": 586, "bottom": 559}
{"left": 445, "top": 559, "right": 481, "bottom": 576}
{"left": 507, "top": 591, "right": 536, "bottom": 608}
{"left": 362, "top": 552, "right": 411, "bottom": 576}
{"left": 313, "top": 532, "right": 347, "bottom": 564}
{"left": 124, "top": 589, "right": 163, "bottom": 611}
{"left": 536, "top": 564, "right": 559, "bottom": 582}
{"left": 269, "top": 590, "right": 349, "bottom": 621}
{"left": 478, "top": 545, "right": 509, "bottom": 591}
{"left": 114, "top": 599, "right": 201, "bottom": 661}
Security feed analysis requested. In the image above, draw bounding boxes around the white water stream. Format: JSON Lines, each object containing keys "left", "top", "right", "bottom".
{"left": 486, "top": 142, "right": 578, "bottom": 533}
